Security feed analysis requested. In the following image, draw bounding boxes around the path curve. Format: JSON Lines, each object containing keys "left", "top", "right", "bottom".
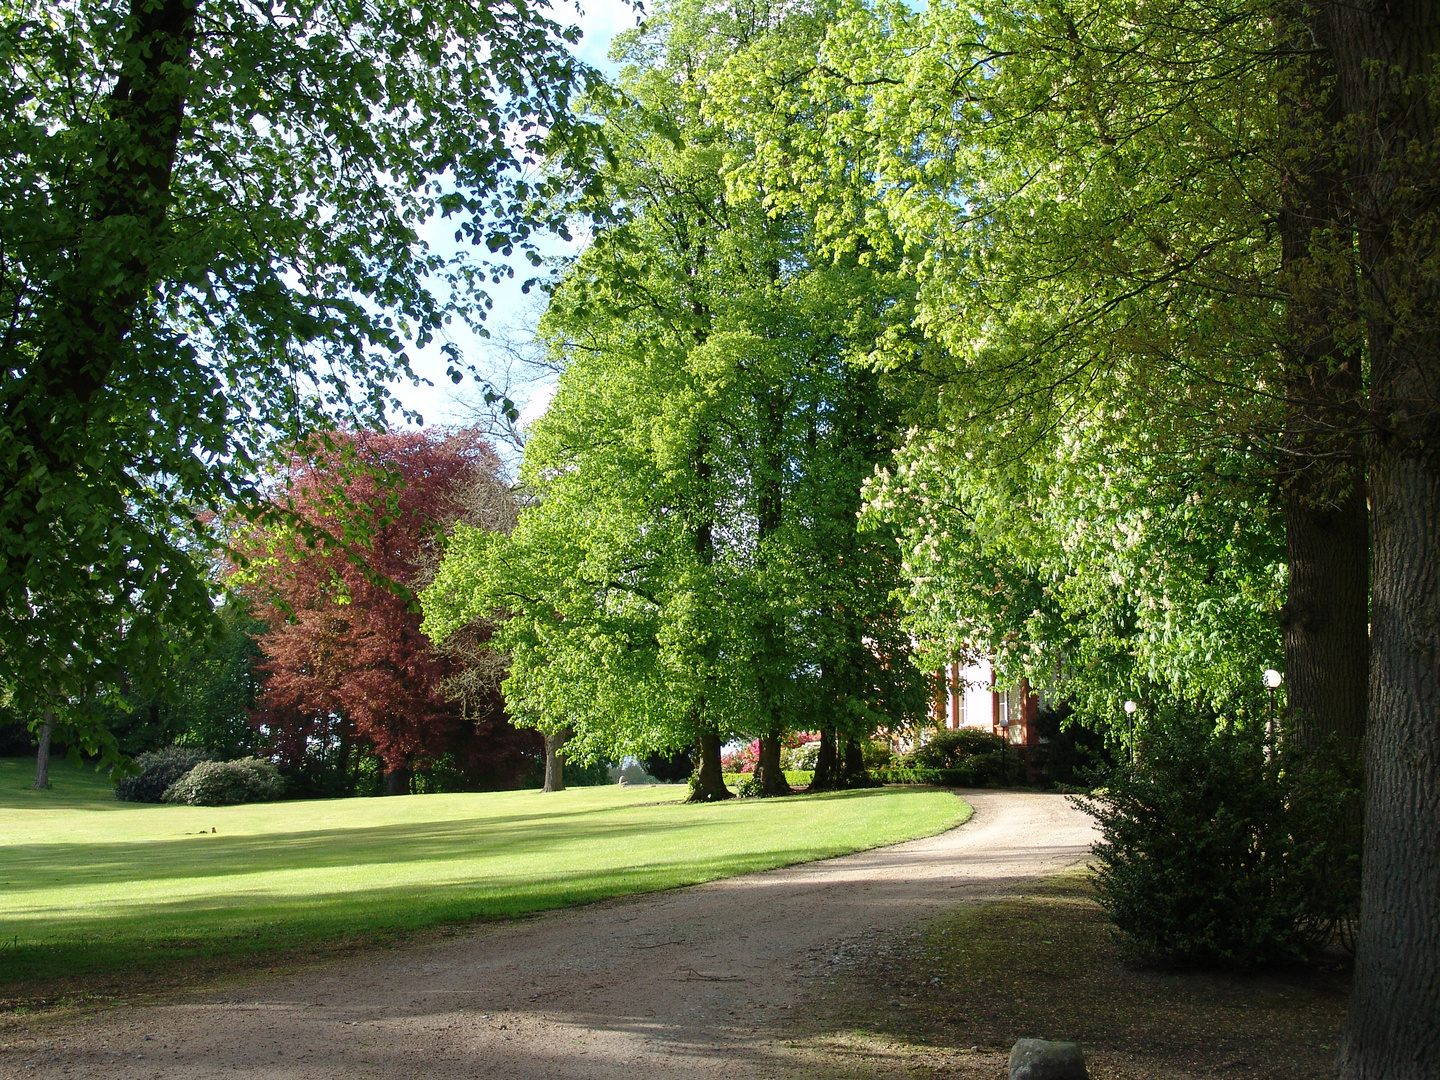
{"left": 6, "top": 790, "right": 1095, "bottom": 1079}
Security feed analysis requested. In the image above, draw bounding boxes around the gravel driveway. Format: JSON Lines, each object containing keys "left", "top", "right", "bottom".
{"left": 5, "top": 789, "right": 1095, "bottom": 1079}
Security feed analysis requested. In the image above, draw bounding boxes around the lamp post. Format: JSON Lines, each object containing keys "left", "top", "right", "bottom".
{"left": 1263, "top": 668, "right": 1283, "bottom": 754}
{"left": 1123, "top": 699, "right": 1138, "bottom": 763}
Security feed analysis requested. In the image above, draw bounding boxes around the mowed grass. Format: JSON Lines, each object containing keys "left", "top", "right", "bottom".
{"left": 0, "top": 757, "right": 968, "bottom": 989}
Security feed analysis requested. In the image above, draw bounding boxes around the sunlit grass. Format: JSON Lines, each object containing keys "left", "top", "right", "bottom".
{"left": 0, "top": 758, "right": 968, "bottom": 986}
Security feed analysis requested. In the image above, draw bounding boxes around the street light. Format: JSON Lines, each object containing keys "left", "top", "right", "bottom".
{"left": 1263, "top": 669, "right": 1283, "bottom": 751}
{"left": 1124, "top": 700, "right": 1137, "bottom": 763}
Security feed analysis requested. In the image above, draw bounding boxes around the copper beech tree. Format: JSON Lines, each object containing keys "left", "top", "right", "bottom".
{"left": 246, "top": 429, "right": 536, "bottom": 794}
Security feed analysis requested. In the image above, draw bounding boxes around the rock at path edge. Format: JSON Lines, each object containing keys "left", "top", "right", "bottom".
{"left": 1008, "top": 1038, "right": 1087, "bottom": 1080}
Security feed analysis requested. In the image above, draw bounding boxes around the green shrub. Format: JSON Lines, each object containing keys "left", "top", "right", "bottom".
{"left": 913, "top": 727, "right": 1007, "bottom": 767}
{"left": 163, "top": 757, "right": 286, "bottom": 806}
{"left": 734, "top": 773, "right": 763, "bottom": 798}
{"left": 1081, "top": 704, "right": 1361, "bottom": 967}
{"left": 861, "top": 739, "right": 893, "bottom": 769}
{"left": 115, "top": 746, "right": 214, "bottom": 803}
{"left": 892, "top": 728, "right": 1021, "bottom": 786}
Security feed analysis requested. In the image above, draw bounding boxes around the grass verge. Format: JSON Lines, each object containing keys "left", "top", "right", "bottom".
{"left": 0, "top": 758, "right": 967, "bottom": 1006}
{"left": 792, "top": 870, "right": 1350, "bottom": 1079}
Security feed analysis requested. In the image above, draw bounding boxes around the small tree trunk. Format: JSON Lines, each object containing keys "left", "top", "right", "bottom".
{"left": 544, "top": 728, "right": 571, "bottom": 793}
{"left": 811, "top": 727, "right": 839, "bottom": 790}
{"left": 384, "top": 765, "right": 411, "bottom": 796}
{"left": 33, "top": 714, "right": 53, "bottom": 791}
{"left": 687, "top": 727, "right": 732, "bottom": 802}
{"left": 751, "top": 732, "right": 791, "bottom": 797}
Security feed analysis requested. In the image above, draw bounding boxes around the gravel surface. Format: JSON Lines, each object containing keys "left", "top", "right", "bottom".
{"left": 3, "top": 789, "right": 1095, "bottom": 1079}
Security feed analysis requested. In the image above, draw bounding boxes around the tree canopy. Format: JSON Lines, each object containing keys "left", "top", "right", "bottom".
{"left": 422, "top": 0, "right": 929, "bottom": 797}
{"left": 245, "top": 428, "right": 534, "bottom": 795}
{"left": 0, "top": 0, "right": 603, "bottom": 736}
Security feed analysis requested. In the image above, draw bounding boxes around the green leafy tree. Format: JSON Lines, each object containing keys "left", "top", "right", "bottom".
{"left": 423, "top": 0, "right": 928, "bottom": 800}
{"left": 103, "top": 599, "right": 266, "bottom": 758}
{"left": 0, "top": 0, "right": 603, "bottom": 756}
{"left": 715, "top": 0, "right": 1438, "bottom": 1065}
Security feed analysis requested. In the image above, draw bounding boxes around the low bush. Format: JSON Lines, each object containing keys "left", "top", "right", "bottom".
{"left": 734, "top": 773, "right": 763, "bottom": 798}
{"left": 891, "top": 728, "right": 1021, "bottom": 786}
{"left": 162, "top": 757, "right": 287, "bottom": 806}
{"left": 781, "top": 740, "right": 819, "bottom": 771}
{"left": 115, "top": 746, "right": 214, "bottom": 803}
{"left": 1081, "top": 703, "right": 1361, "bottom": 967}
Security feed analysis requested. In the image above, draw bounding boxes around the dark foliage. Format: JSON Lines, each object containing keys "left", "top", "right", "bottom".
{"left": 644, "top": 747, "right": 695, "bottom": 782}
{"left": 115, "top": 746, "right": 214, "bottom": 803}
{"left": 104, "top": 603, "right": 266, "bottom": 759}
{"left": 1029, "top": 704, "right": 1113, "bottom": 787}
{"left": 1081, "top": 702, "right": 1362, "bottom": 966}
{"left": 0, "top": 719, "right": 31, "bottom": 756}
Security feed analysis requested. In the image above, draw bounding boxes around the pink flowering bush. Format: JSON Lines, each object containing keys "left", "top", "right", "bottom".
{"left": 721, "top": 739, "right": 760, "bottom": 773}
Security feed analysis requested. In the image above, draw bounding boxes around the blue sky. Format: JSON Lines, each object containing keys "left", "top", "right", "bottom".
{"left": 386, "top": 0, "right": 641, "bottom": 435}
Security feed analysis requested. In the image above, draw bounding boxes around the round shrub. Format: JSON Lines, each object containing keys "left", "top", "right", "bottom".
{"left": 115, "top": 746, "right": 214, "bottom": 803}
{"left": 163, "top": 757, "right": 286, "bottom": 806}
{"left": 1081, "top": 704, "right": 1361, "bottom": 967}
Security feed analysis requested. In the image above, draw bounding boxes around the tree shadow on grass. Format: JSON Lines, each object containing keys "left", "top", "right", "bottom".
{"left": 801, "top": 870, "right": 1351, "bottom": 1080}
{"left": 0, "top": 787, "right": 966, "bottom": 989}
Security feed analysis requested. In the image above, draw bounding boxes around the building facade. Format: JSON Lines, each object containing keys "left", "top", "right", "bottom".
{"left": 932, "top": 657, "right": 1041, "bottom": 748}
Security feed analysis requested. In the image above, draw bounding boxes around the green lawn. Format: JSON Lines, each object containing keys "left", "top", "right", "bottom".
{"left": 0, "top": 757, "right": 968, "bottom": 987}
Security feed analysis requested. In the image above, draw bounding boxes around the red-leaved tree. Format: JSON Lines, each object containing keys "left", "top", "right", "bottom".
{"left": 244, "top": 429, "right": 537, "bottom": 794}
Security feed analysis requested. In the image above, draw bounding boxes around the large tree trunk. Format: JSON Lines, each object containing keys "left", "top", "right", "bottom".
{"left": 1320, "top": 2, "right": 1440, "bottom": 1073}
{"left": 687, "top": 726, "right": 732, "bottom": 802}
{"left": 750, "top": 732, "right": 792, "bottom": 797}
{"left": 32, "top": 715, "right": 53, "bottom": 791}
{"left": 1282, "top": 484, "right": 1369, "bottom": 752}
{"left": 1276, "top": 19, "right": 1370, "bottom": 756}
{"left": 1341, "top": 446, "right": 1440, "bottom": 1077}
{"left": 810, "top": 726, "right": 840, "bottom": 790}
{"left": 543, "top": 728, "right": 570, "bottom": 792}
{"left": 383, "top": 766, "right": 411, "bottom": 796}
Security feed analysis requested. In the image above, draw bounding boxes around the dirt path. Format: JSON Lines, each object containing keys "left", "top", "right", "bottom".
{"left": 3, "top": 790, "right": 1095, "bottom": 1080}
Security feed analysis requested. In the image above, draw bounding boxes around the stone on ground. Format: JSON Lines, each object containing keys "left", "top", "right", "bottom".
{"left": 1008, "top": 1038, "right": 1087, "bottom": 1080}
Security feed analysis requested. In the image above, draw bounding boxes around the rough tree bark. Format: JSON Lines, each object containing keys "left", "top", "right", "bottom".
{"left": 688, "top": 726, "right": 732, "bottom": 801}
{"left": 1277, "top": 18, "right": 1370, "bottom": 755}
{"left": 840, "top": 736, "right": 870, "bottom": 787}
{"left": 810, "top": 726, "right": 840, "bottom": 790}
{"left": 543, "top": 728, "right": 570, "bottom": 792}
{"left": 748, "top": 382, "right": 792, "bottom": 799}
{"left": 684, "top": 421, "right": 732, "bottom": 803}
{"left": 1316, "top": 1, "right": 1440, "bottom": 1073}
{"left": 750, "top": 732, "right": 792, "bottom": 797}
{"left": 32, "top": 714, "right": 53, "bottom": 791}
